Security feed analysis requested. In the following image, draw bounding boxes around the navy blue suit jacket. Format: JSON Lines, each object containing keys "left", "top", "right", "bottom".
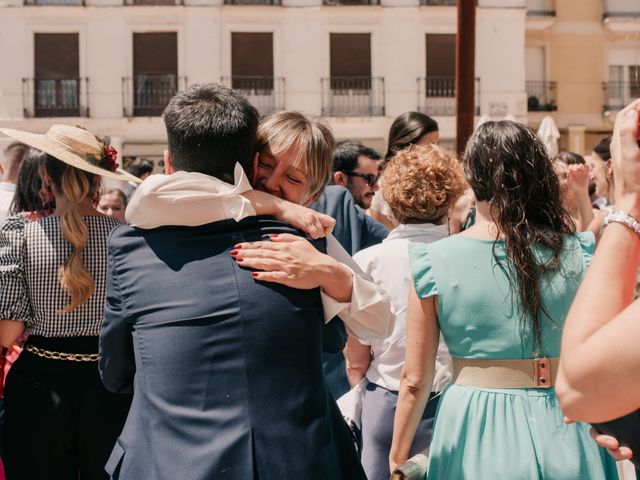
{"left": 99, "top": 216, "right": 365, "bottom": 480}
{"left": 310, "top": 185, "right": 388, "bottom": 256}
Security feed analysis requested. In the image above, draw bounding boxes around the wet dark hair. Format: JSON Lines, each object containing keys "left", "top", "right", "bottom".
{"left": 10, "top": 148, "right": 49, "bottom": 215}
{"left": 163, "top": 83, "right": 259, "bottom": 184}
{"left": 464, "top": 120, "right": 575, "bottom": 351}
{"left": 385, "top": 111, "right": 439, "bottom": 163}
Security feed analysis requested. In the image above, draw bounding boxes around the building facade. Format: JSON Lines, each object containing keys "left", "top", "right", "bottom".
{"left": 526, "top": 0, "right": 640, "bottom": 153}
{"left": 0, "top": 0, "right": 633, "bottom": 168}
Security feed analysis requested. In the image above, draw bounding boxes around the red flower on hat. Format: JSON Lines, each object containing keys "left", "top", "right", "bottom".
{"left": 102, "top": 146, "right": 118, "bottom": 172}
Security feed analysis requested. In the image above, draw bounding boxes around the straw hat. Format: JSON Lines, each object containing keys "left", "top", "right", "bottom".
{"left": 0, "top": 124, "right": 142, "bottom": 184}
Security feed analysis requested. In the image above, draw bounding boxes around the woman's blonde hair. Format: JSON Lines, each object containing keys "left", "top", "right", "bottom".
{"left": 256, "top": 112, "right": 334, "bottom": 205}
{"left": 43, "top": 155, "right": 97, "bottom": 313}
{"left": 382, "top": 144, "right": 467, "bottom": 224}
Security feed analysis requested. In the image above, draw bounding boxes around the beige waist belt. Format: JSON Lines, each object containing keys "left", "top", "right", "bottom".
{"left": 452, "top": 357, "right": 559, "bottom": 389}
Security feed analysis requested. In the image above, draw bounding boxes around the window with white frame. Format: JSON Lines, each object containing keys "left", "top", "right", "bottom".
{"left": 606, "top": 46, "right": 640, "bottom": 110}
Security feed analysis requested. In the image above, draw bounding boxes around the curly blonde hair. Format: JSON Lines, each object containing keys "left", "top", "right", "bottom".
{"left": 382, "top": 144, "right": 467, "bottom": 224}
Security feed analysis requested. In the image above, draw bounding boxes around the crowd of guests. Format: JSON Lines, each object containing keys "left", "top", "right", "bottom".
{"left": 0, "top": 81, "right": 637, "bottom": 480}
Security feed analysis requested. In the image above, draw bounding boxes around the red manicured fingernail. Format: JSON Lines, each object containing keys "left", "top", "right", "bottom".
{"left": 251, "top": 272, "right": 258, "bottom": 277}
{"left": 235, "top": 257, "right": 244, "bottom": 263}
{"left": 233, "top": 244, "right": 243, "bottom": 249}
{"left": 269, "top": 234, "right": 279, "bottom": 238}
{"left": 230, "top": 250, "right": 238, "bottom": 256}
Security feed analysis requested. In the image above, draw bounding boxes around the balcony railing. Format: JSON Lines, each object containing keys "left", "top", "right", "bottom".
{"left": 526, "top": 81, "right": 557, "bottom": 112}
{"left": 323, "top": 0, "right": 379, "bottom": 5}
{"left": 527, "top": 0, "right": 555, "bottom": 16}
{"left": 124, "top": 0, "right": 182, "bottom": 4}
{"left": 221, "top": 76, "right": 284, "bottom": 116}
{"left": 420, "top": 0, "right": 456, "bottom": 5}
{"left": 603, "top": 1, "right": 640, "bottom": 18}
{"left": 224, "top": 0, "right": 280, "bottom": 4}
{"left": 417, "top": 76, "right": 480, "bottom": 116}
{"left": 22, "top": 77, "right": 89, "bottom": 118}
{"left": 122, "top": 75, "right": 187, "bottom": 117}
{"left": 603, "top": 81, "right": 640, "bottom": 112}
{"left": 24, "top": 0, "right": 84, "bottom": 5}
{"left": 321, "top": 77, "right": 385, "bottom": 117}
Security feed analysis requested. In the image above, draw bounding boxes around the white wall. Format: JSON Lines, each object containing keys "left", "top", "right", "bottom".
{"left": 476, "top": 6, "right": 527, "bottom": 120}
{"left": 0, "top": 2, "right": 526, "bottom": 152}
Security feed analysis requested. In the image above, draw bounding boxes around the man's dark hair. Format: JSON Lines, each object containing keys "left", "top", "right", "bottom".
{"left": 332, "top": 141, "right": 381, "bottom": 174}
{"left": 126, "top": 159, "right": 154, "bottom": 178}
{"left": 3, "top": 142, "right": 29, "bottom": 183}
{"left": 162, "top": 83, "right": 259, "bottom": 183}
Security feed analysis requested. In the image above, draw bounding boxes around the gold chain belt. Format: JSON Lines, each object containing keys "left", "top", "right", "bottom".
{"left": 25, "top": 344, "right": 99, "bottom": 362}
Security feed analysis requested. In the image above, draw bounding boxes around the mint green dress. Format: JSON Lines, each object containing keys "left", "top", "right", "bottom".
{"left": 408, "top": 233, "right": 618, "bottom": 480}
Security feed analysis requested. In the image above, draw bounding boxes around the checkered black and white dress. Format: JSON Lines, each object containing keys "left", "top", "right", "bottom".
{"left": 0, "top": 214, "right": 119, "bottom": 337}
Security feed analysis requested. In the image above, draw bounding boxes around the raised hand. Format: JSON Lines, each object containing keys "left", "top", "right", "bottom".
{"left": 566, "top": 164, "right": 590, "bottom": 196}
{"left": 611, "top": 99, "right": 640, "bottom": 217}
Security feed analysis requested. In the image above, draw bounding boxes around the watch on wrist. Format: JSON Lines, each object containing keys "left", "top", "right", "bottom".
{"left": 603, "top": 210, "right": 640, "bottom": 237}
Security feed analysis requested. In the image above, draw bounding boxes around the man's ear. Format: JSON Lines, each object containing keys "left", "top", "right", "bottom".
{"left": 251, "top": 152, "right": 259, "bottom": 185}
{"left": 333, "top": 171, "right": 348, "bottom": 186}
{"left": 164, "top": 149, "right": 175, "bottom": 174}
{"left": 606, "top": 159, "right": 613, "bottom": 179}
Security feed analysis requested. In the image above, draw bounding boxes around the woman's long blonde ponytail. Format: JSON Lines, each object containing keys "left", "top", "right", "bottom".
{"left": 57, "top": 165, "right": 95, "bottom": 314}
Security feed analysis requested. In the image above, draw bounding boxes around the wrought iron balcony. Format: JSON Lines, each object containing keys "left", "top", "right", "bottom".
{"left": 224, "top": 0, "right": 280, "bottom": 4}
{"left": 24, "top": 0, "right": 84, "bottom": 5}
{"left": 124, "top": 0, "right": 183, "bottom": 4}
{"left": 122, "top": 75, "right": 187, "bottom": 117}
{"left": 323, "top": 0, "right": 379, "bottom": 5}
{"left": 221, "top": 76, "right": 284, "bottom": 116}
{"left": 603, "top": 81, "right": 640, "bottom": 112}
{"left": 527, "top": 0, "right": 555, "bottom": 16}
{"left": 420, "top": 0, "right": 456, "bottom": 5}
{"left": 22, "top": 77, "right": 89, "bottom": 118}
{"left": 603, "top": 0, "right": 640, "bottom": 18}
{"left": 321, "top": 77, "right": 385, "bottom": 117}
{"left": 417, "top": 76, "right": 480, "bottom": 116}
{"left": 526, "top": 81, "right": 557, "bottom": 112}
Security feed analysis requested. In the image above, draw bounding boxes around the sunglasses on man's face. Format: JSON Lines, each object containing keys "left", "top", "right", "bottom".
{"left": 343, "top": 171, "right": 379, "bottom": 187}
